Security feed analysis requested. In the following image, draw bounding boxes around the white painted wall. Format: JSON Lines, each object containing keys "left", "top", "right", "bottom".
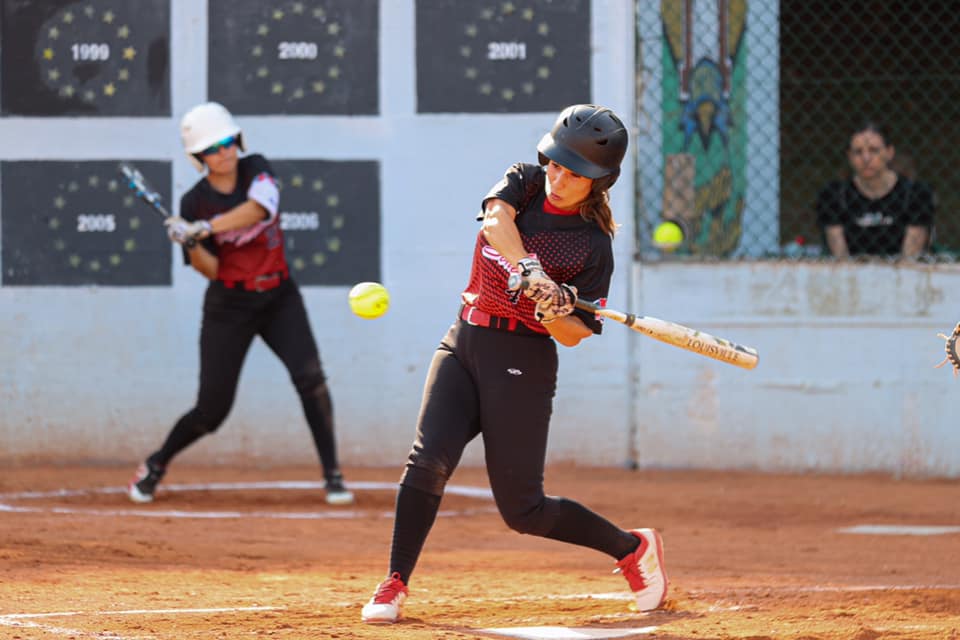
{"left": 3, "top": 1, "right": 958, "bottom": 478}
{"left": 0, "top": 0, "right": 636, "bottom": 470}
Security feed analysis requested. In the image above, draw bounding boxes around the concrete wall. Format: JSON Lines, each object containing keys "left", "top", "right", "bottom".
{"left": 3, "top": 1, "right": 959, "bottom": 477}
{"left": 1, "top": 0, "right": 637, "bottom": 470}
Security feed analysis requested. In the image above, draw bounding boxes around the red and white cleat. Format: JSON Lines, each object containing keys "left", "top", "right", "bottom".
{"left": 361, "top": 572, "right": 408, "bottom": 623}
{"left": 615, "top": 528, "right": 668, "bottom": 611}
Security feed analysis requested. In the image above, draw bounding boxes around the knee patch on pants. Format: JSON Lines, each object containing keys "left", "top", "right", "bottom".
{"left": 186, "top": 407, "right": 223, "bottom": 435}
{"left": 292, "top": 360, "right": 327, "bottom": 396}
{"left": 400, "top": 459, "right": 451, "bottom": 497}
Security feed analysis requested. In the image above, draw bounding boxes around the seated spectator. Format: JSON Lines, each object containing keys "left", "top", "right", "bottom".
{"left": 816, "top": 122, "right": 934, "bottom": 258}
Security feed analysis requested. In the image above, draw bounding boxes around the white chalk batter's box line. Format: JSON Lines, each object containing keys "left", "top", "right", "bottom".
{"left": 0, "top": 480, "right": 499, "bottom": 520}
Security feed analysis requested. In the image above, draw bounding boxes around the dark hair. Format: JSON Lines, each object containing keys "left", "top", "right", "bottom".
{"left": 578, "top": 175, "right": 618, "bottom": 236}
{"left": 847, "top": 121, "right": 892, "bottom": 150}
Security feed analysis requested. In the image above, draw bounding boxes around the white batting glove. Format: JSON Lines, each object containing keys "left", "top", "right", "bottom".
{"left": 535, "top": 284, "right": 578, "bottom": 324}
{"left": 517, "top": 256, "right": 559, "bottom": 303}
{"left": 164, "top": 217, "right": 211, "bottom": 245}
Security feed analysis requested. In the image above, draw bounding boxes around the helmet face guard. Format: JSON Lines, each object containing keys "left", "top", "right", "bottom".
{"left": 537, "top": 104, "right": 628, "bottom": 182}
{"left": 180, "top": 102, "right": 245, "bottom": 171}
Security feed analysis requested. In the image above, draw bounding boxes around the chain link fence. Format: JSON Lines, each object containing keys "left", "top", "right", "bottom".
{"left": 635, "top": 1, "right": 960, "bottom": 262}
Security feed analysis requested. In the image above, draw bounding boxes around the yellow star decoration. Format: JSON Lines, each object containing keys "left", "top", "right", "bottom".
{"left": 543, "top": 45, "right": 556, "bottom": 58}
{"left": 328, "top": 66, "right": 340, "bottom": 79}
{"left": 62, "top": 11, "right": 74, "bottom": 23}
{"left": 118, "top": 69, "right": 130, "bottom": 81}
{"left": 257, "top": 23, "right": 269, "bottom": 36}
{"left": 117, "top": 25, "right": 130, "bottom": 39}
{"left": 48, "top": 69, "right": 60, "bottom": 81}
{"left": 61, "top": 85, "right": 75, "bottom": 97}
{"left": 53, "top": 196, "right": 66, "bottom": 209}
{"left": 326, "top": 194, "right": 339, "bottom": 207}
{"left": 332, "top": 215, "right": 345, "bottom": 229}
{"left": 292, "top": 2, "right": 304, "bottom": 14}
{"left": 312, "top": 179, "right": 324, "bottom": 191}
{"left": 312, "top": 81, "right": 325, "bottom": 93}
{"left": 465, "top": 24, "right": 477, "bottom": 37}
{"left": 104, "top": 82, "right": 116, "bottom": 96}
{"left": 43, "top": 48, "right": 54, "bottom": 60}
{"left": 102, "top": 10, "right": 114, "bottom": 24}
{"left": 271, "top": 82, "right": 284, "bottom": 94}
{"left": 313, "top": 7, "right": 326, "bottom": 19}
{"left": 122, "top": 47, "right": 136, "bottom": 60}
{"left": 88, "top": 175, "right": 99, "bottom": 187}
{"left": 537, "top": 23, "right": 549, "bottom": 36}
{"left": 273, "top": 9, "right": 284, "bottom": 20}
{"left": 83, "top": 6, "right": 95, "bottom": 18}
{"left": 257, "top": 66, "right": 269, "bottom": 78}
{"left": 460, "top": 45, "right": 471, "bottom": 57}
{"left": 522, "top": 8, "right": 534, "bottom": 20}
{"left": 333, "top": 45, "right": 345, "bottom": 58}
{"left": 252, "top": 45, "right": 263, "bottom": 57}
{"left": 502, "top": 2, "right": 516, "bottom": 15}
{"left": 290, "top": 175, "right": 304, "bottom": 187}
{"left": 49, "top": 26, "right": 60, "bottom": 39}
{"left": 327, "top": 22, "right": 341, "bottom": 35}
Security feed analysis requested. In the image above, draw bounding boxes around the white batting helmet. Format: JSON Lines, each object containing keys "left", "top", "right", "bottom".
{"left": 180, "top": 102, "right": 245, "bottom": 171}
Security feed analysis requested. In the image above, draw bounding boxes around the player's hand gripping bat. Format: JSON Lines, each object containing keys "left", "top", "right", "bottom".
{"left": 118, "top": 163, "right": 196, "bottom": 248}
{"left": 507, "top": 272, "right": 759, "bottom": 370}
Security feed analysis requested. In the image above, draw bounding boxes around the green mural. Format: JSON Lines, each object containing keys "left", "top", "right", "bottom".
{"left": 660, "top": 0, "right": 747, "bottom": 257}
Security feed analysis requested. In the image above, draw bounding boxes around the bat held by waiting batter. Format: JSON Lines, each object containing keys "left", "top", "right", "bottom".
{"left": 575, "top": 298, "right": 759, "bottom": 370}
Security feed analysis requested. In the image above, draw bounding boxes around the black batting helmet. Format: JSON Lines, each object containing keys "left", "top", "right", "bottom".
{"left": 537, "top": 104, "right": 628, "bottom": 180}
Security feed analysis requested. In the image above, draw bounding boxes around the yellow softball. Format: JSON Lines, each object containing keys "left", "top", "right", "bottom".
{"left": 348, "top": 282, "right": 390, "bottom": 319}
{"left": 652, "top": 221, "right": 684, "bottom": 251}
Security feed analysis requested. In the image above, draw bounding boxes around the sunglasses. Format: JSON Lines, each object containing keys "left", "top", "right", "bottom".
{"left": 200, "top": 136, "right": 238, "bottom": 156}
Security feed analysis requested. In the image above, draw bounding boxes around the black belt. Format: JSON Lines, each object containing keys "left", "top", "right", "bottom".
{"left": 221, "top": 268, "right": 289, "bottom": 292}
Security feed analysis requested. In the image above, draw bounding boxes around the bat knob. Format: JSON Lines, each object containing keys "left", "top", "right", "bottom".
{"left": 507, "top": 273, "right": 524, "bottom": 291}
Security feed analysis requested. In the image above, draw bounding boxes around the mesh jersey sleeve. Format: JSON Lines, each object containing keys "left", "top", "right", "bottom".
{"left": 477, "top": 162, "right": 545, "bottom": 220}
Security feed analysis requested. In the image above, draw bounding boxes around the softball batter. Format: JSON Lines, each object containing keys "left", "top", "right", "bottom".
{"left": 361, "top": 104, "right": 668, "bottom": 623}
{"left": 127, "top": 102, "right": 353, "bottom": 506}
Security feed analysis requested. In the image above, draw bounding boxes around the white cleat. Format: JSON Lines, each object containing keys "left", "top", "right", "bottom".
{"left": 361, "top": 572, "right": 408, "bottom": 623}
{"left": 615, "top": 528, "right": 668, "bottom": 611}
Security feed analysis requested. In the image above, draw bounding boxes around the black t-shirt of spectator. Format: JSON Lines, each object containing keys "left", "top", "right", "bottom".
{"left": 816, "top": 176, "right": 934, "bottom": 256}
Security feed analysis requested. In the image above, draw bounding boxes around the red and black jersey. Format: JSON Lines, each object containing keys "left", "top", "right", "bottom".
{"left": 461, "top": 162, "right": 614, "bottom": 335}
{"left": 179, "top": 154, "right": 286, "bottom": 281}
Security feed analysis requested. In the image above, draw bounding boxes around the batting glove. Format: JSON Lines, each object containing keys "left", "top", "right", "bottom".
{"left": 517, "top": 256, "right": 559, "bottom": 303}
{"left": 164, "top": 217, "right": 211, "bottom": 246}
{"left": 536, "top": 283, "right": 578, "bottom": 324}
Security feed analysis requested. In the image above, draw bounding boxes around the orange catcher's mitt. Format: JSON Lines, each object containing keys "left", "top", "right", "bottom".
{"left": 935, "top": 322, "right": 960, "bottom": 377}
